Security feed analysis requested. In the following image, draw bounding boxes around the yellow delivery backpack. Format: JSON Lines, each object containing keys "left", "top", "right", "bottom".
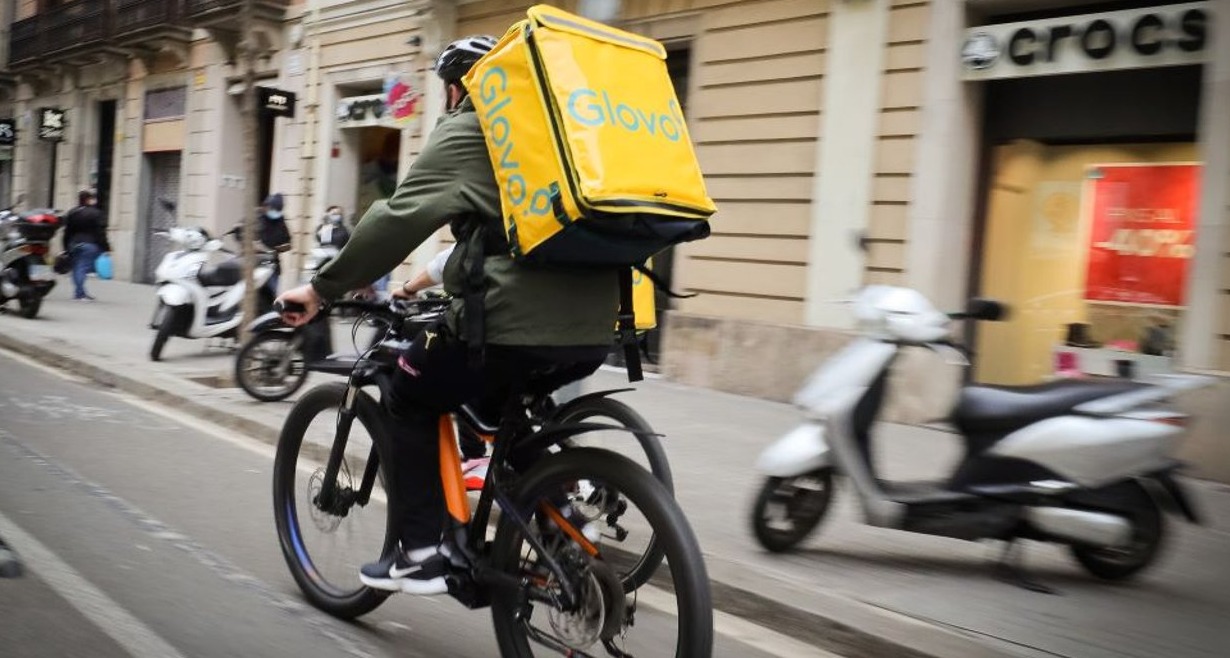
{"left": 463, "top": 5, "right": 714, "bottom": 378}
{"left": 464, "top": 4, "right": 715, "bottom": 265}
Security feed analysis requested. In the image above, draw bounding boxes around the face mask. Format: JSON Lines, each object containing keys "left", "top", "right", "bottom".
{"left": 328, "top": 212, "right": 343, "bottom": 222}
{"left": 266, "top": 210, "right": 283, "bottom": 220}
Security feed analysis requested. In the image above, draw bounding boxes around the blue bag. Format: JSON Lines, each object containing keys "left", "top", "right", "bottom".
{"left": 95, "top": 252, "right": 113, "bottom": 280}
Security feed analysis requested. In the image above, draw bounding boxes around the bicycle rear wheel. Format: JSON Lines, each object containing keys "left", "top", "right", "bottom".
{"left": 551, "top": 396, "right": 671, "bottom": 590}
{"left": 273, "top": 382, "right": 395, "bottom": 619}
{"left": 490, "top": 448, "right": 712, "bottom": 658}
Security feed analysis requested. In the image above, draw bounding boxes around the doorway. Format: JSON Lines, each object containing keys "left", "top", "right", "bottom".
{"left": 95, "top": 100, "right": 117, "bottom": 213}
{"left": 140, "top": 152, "right": 182, "bottom": 282}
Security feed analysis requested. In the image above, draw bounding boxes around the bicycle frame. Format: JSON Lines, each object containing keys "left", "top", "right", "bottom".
{"left": 314, "top": 368, "right": 628, "bottom": 613}
{"left": 304, "top": 297, "right": 654, "bottom": 614}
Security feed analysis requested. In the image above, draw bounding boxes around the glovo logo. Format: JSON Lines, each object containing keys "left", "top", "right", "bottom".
{"left": 566, "top": 89, "right": 683, "bottom": 142}
{"left": 479, "top": 66, "right": 555, "bottom": 217}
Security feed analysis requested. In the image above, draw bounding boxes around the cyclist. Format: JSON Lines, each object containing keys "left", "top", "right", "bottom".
{"left": 276, "top": 36, "right": 619, "bottom": 595}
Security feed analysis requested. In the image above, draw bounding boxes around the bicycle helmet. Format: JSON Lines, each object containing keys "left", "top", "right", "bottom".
{"left": 434, "top": 35, "right": 498, "bottom": 83}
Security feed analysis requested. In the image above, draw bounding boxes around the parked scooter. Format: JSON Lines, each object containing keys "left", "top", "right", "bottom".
{"left": 149, "top": 199, "right": 277, "bottom": 361}
{"left": 234, "top": 294, "right": 446, "bottom": 401}
{"left": 751, "top": 285, "right": 1208, "bottom": 591}
{"left": 0, "top": 197, "right": 60, "bottom": 319}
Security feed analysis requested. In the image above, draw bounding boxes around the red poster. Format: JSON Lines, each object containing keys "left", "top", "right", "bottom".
{"left": 1084, "top": 164, "right": 1200, "bottom": 307}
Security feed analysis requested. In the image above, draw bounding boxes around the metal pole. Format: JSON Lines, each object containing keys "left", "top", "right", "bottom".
{"left": 48, "top": 142, "right": 57, "bottom": 208}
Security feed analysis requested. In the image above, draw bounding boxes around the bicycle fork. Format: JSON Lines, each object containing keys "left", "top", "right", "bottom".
{"left": 316, "top": 385, "right": 380, "bottom": 514}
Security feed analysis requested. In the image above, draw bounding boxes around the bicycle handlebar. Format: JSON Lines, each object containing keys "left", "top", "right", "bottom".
{"left": 274, "top": 296, "right": 450, "bottom": 321}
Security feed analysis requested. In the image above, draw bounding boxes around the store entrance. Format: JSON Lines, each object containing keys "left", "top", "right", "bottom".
{"left": 972, "top": 66, "right": 1202, "bottom": 385}
{"left": 354, "top": 127, "right": 401, "bottom": 219}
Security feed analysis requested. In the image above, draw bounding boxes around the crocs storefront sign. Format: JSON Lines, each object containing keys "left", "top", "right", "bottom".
{"left": 962, "top": 3, "right": 1209, "bottom": 81}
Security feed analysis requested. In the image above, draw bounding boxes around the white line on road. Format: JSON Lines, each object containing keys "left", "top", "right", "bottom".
{"left": 0, "top": 511, "right": 189, "bottom": 658}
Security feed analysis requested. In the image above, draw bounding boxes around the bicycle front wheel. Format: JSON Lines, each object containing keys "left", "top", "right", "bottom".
{"left": 490, "top": 448, "right": 713, "bottom": 658}
{"left": 272, "top": 382, "right": 395, "bottom": 619}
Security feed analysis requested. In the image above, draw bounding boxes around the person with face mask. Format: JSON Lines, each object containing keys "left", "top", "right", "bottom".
{"left": 256, "top": 193, "right": 292, "bottom": 293}
{"left": 317, "top": 205, "right": 351, "bottom": 249}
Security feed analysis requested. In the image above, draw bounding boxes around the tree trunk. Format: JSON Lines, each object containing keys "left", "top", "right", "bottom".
{"left": 238, "top": 0, "right": 260, "bottom": 345}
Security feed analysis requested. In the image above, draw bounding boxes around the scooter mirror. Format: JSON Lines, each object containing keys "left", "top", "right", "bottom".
{"left": 966, "top": 298, "right": 1008, "bottom": 321}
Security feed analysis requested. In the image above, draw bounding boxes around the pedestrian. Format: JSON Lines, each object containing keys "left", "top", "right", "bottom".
{"left": 316, "top": 205, "right": 351, "bottom": 249}
{"left": 62, "top": 189, "right": 111, "bottom": 301}
{"left": 256, "top": 193, "right": 292, "bottom": 293}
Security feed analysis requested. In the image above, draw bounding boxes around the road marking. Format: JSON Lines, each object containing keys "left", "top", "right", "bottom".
{"left": 635, "top": 583, "right": 842, "bottom": 657}
{"left": 0, "top": 511, "right": 189, "bottom": 658}
{"left": 0, "top": 431, "right": 376, "bottom": 658}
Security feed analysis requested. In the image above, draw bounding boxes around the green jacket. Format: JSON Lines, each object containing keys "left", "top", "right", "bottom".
{"left": 311, "top": 101, "right": 619, "bottom": 347}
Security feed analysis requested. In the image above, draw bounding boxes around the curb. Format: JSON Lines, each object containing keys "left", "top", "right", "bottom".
{"left": 0, "top": 332, "right": 1023, "bottom": 658}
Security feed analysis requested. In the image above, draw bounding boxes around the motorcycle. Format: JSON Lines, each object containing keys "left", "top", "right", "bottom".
{"left": 234, "top": 294, "right": 446, "bottom": 401}
{"left": 0, "top": 198, "right": 60, "bottom": 319}
{"left": 750, "top": 285, "right": 1208, "bottom": 591}
{"left": 149, "top": 199, "right": 277, "bottom": 361}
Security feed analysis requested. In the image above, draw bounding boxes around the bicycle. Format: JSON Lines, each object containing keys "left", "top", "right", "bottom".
{"left": 272, "top": 300, "right": 709, "bottom": 656}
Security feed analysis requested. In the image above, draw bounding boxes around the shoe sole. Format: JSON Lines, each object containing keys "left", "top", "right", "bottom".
{"left": 359, "top": 572, "right": 448, "bottom": 595}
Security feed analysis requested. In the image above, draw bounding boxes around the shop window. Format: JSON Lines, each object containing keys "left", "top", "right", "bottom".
{"left": 975, "top": 140, "right": 1199, "bottom": 385}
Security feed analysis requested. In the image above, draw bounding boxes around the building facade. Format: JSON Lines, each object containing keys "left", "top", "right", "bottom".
{"left": 3, "top": 0, "right": 1227, "bottom": 477}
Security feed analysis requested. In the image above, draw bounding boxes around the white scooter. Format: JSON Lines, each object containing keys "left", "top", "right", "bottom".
{"left": 751, "top": 286, "right": 1207, "bottom": 591}
{"left": 149, "top": 199, "right": 276, "bottom": 361}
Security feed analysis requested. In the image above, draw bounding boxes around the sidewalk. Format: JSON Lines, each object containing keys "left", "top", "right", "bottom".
{"left": 2, "top": 279, "right": 1228, "bottom": 658}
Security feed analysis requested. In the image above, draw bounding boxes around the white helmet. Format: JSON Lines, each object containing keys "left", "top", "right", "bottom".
{"left": 434, "top": 35, "right": 497, "bottom": 83}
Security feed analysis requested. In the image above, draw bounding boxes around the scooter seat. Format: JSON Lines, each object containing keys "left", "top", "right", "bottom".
{"left": 198, "top": 260, "right": 243, "bottom": 287}
{"left": 952, "top": 379, "right": 1148, "bottom": 435}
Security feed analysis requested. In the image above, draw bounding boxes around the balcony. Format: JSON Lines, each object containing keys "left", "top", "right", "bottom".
{"left": 9, "top": 16, "right": 45, "bottom": 66}
{"left": 114, "top": 0, "right": 191, "bottom": 44}
{"left": 6, "top": 0, "right": 113, "bottom": 66}
{"left": 43, "top": 0, "right": 111, "bottom": 59}
{"left": 6, "top": 0, "right": 204, "bottom": 69}
{"left": 184, "top": 0, "right": 288, "bottom": 29}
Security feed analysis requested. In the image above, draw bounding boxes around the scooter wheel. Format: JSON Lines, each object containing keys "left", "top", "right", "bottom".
{"left": 235, "top": 332, "right": 308, "bottom": 402}
{"left": 1069, "top": 481, "right": 1166, "bottom": 581}
{"left": 751, "top": 468, "right": 835, "bottom": 553}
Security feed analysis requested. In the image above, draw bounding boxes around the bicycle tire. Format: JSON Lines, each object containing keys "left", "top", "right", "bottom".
{"left": 272, "top": 382, "right": 395, "bottom": 619}
{"left": 490, "top": 448, "right": 713, "bottom": 658}
{"left": 552, "top": 396, "right": 674, "bottom": 493}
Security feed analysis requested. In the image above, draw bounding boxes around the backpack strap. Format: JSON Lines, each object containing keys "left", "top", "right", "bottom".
{"left": 634, "top": 263, "right": 696, "bottom": 299}
{"left": 617, "top": 266, "right": 643, "bottom": 382}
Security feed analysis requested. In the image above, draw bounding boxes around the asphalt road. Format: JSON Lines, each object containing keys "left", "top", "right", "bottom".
{"left": 0, "top": 349, "right": 825, "bottom": 658}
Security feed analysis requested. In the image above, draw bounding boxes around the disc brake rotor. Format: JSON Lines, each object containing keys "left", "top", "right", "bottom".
{"left": 306, "top": 465, "right": 351, "bottom": 533}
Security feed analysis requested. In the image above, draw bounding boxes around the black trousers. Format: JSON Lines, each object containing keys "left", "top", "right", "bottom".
{"left": 381, "top": 322, "right": 607, "bottom": 550}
